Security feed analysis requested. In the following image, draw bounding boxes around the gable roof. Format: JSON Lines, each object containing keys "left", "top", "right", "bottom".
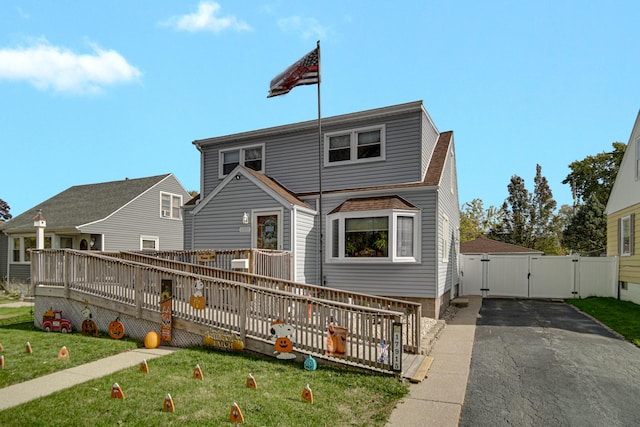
{"left": 605, "top": 110, "right": 640, "bottom": 214}
{"left": 1, "top": 174, "right": 172, "bottom": 233}
{"left": 460, "top": 237, "right": 543, "bottom": 255}
{"left": 424, "top": 131, "right": 453, "bottom": 185}
{"left": 192, "top": 166, "right": 313, "bottom": 215}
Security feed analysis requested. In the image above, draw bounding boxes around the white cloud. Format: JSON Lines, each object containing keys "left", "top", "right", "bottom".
{"left": 277, "top": 16, "right": 328, "bottom": 40}
{"left": 0, "top": 40, "right": 141, "bottom": 94}
{"left": 163, "top": 1, "right": 252, "bottom": 33}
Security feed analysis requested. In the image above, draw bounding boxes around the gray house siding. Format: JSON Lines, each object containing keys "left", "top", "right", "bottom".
{"left": 8, "top": 264, "right": 30, "bottom": 282}
{"left": 0, "top": 232, "right": 7, "bottom": 280}
{"left": 183, "top": 205, "right": 195, "bottom": 250}
{"left": 293, "top": 209, "right": 317, "bottom": 284}
{"left": 421, "top": 110, "right": 441, "bottom": 178}
{"left": 435, "top": 145, "right": 461, "bottom": 298}
{"left": 320, "top": 188, "right": 438, "bottom": 298}
{"left": 198, "top": 104, "right": 428, "bottom": 199}
{"left": 192, "top": 178, "right": 291, "bottom": 250}
{"left": 81, "top": 176, "right": 189, "bottom": 251}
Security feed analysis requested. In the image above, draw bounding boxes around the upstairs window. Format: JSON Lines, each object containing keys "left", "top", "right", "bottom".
{"left": 160, "top": 192, "right": 183, "bottom": 220}
{"left": 325, "top": 125, "right": 385, "bottom": 166}
{"left": 219, "top": 144, "right": 265, "bottom": 177}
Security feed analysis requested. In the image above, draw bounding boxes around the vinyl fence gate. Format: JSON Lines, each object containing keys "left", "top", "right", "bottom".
{"left": 460, "top": 254, "right": 618, "bottom": 299}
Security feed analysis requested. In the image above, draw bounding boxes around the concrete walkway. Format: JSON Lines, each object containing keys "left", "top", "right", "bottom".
{"left": 0, "top": 346, "right": 177, "bottom": 411}
{"left": 386, "top": 296, "right": 482, "bottom": 427}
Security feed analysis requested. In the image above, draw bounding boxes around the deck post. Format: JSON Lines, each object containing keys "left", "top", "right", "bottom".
{"left": 238, "top": 287, "right": 247, "bottom": 341}
{"left": 135, "top": 266, "right": 143, "bottom": 317}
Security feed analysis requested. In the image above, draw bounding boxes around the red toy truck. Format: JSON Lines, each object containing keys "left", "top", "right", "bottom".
{"left": 42, "top": 310, "right": 72, "bottom": 333}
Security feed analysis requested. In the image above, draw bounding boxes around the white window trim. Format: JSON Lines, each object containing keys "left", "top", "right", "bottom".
{"left": 218, "top": 143, "right": 266, "bottom": 178}
{"left": 140, "top": 235, "right": 159, "bottom": 251}
{"left": 326, "top": 208, "right": 420, "bottom": 264}
{"left": 621, "top": 215, "right": 631, "bottom": 256}
{"left": 10, "top": 235, "right": 52, "bottom": 263}
{"left": 324, "top": 125, "right": 386, "bottom": 167}
{"left": 251, "top": 208, "right": 284, "bottom": 250}
{"left": 160, "top": 192, "right": 183, "bottom": 220}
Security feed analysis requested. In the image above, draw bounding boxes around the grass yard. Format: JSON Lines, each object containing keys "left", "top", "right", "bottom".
{"left": 0, "top": 345, "right": 407, "bottom": 426}
{"left": 0, "top": 302, "right": 407, "bottom": 426}
{"left": 566, "top": 297, "right": 640, "bottom": 346}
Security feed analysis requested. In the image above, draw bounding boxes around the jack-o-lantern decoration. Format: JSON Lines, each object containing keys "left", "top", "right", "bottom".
{"left": 108, "top": 317, "right": 125, "bottom": 339}
{"left": 270, "top": 320, "right": 296, "bottom": 360}
{"left": 82, "top": 319, "right": 99, "bottom": 337}
{"left": 275, "top": 337, "right": 293, "bottom": 353}
{"left": 189, "top": 280, "right": 206, "bottom": 310}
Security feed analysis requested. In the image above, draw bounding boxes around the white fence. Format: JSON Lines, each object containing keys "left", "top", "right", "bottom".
{"left": 460, "top": 254, "right": 619, "bottom": 299}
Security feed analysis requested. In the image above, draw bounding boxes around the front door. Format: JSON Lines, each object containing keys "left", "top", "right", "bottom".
{"left": 255, "top": 211, "right": 281, "bottom": 250}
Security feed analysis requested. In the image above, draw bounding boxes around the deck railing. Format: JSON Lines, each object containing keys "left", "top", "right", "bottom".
{"left": 128, "top": 249, "right": 292, "bottom": 281}
{"left": 111, "top": 250, "right": 422, "bottom": 352}
{"left": 31, "top": 249, "right": 412, "bottom": 372}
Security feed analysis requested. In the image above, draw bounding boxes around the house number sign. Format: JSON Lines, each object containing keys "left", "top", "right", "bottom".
{"left": 392, "top": 322, "right": 402, "bottom": 372}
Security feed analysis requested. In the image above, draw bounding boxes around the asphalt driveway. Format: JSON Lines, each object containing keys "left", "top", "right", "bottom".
{"left": 460, "top": 298, "right": 640, "bottom": 426}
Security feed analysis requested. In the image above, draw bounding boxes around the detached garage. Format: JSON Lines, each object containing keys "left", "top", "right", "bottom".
{"left": 460, "top": 238, "right": 617, "bottom": 299}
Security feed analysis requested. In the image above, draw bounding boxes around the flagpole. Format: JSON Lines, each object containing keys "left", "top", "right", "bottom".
{"left": 316, "top": 40, "right": 324, "bottom": 286}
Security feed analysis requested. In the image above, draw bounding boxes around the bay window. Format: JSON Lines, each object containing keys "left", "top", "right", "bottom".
{"left": 328, "top": 208, "right": 419, "bottom": 263}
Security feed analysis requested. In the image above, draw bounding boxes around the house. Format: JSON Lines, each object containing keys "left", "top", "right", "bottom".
{"left": 0, "top": 174, "right": 191, "bottom": 282}
{"left": 460, "top": 237, "right": 544, "bottom": 255}
{"left": 184, "top": 101, "right": 460, "bottom": 318}
{"left": 605, "top": 110, "right": 640, "bottom": 305}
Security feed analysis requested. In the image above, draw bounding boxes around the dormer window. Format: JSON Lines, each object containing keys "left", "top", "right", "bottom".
{"left": 219, "top": 144, "right": 265, "bottom": 177}
{"left": 325, "top": 125, "right": 385, "bottom": 166}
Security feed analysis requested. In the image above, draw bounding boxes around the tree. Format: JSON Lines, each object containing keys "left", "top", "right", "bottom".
{"left": 489, "top": 165, "right": 562, "bottom": 254}
{"left": 562, "top": 194, "right": 607, "bottom": 255}
{"left": 0, "top": 198, "right": 11, "bottom": 221}
{"left": 562, "top": 142, "right": 625, "bottom": 206}
{"left": 489, "top": 175, "right": 531, "bottom": 246}
{"left": 459, "top": 199, "right": 502, "bottom": 242}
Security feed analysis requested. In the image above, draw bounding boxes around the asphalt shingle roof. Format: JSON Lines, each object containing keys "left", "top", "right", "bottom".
{"left": 1, "top": 174, "right": 170, "bottom": 232}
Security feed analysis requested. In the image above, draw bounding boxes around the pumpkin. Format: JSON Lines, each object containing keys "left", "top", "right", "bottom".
{"left": 304, "top": 355, "right": 317, "bottom": 371}
{"left": 274, "top": 337, "right": 293, "bottom": 353}
{"left": 82, "top": 319, "right": 98, "bottom": 337}
{"left": 189, "top": 295, "right": 206, "bottom": 310}
{"left": 203, "top": 333, "right": 215, "bottom": 347}
{"left": 144, "top": 331, "right": 160, "bottom": 349}
{"left": 108, "top": 317, "right": 125, "bottom": 339}
{"left": 232, "top": 339, "right": 244, "bottom": 351}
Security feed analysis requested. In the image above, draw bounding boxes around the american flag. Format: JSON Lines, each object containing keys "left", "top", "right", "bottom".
{"left": 268, "top": 46, "right": 320, "bottom": 98}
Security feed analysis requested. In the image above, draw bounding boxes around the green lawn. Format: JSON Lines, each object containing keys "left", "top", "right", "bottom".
{"left": 0, "top": 302, "right": 407, "bottom": 426}
{"left": 566, "top": 297, "right": 640, "bottom": 346}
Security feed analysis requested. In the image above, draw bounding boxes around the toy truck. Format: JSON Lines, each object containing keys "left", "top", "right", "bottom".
{"left": 42, "top": 310, "right": 72, "bottom": 333}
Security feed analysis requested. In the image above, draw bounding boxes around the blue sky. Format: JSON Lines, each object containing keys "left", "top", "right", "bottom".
{"left": 2, "top": 1, "right": 640, "bottom": 217}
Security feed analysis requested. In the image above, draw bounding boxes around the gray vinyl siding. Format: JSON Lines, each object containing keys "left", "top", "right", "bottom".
{"left": 80, "top": 176, "right": 190, "bottom": 251}
{"left": 321, "top": 188, "right": 438, "bottom": 298}
{"left": 421, "top": 110, "right": 441, "bottom": 178}
{"left": 436, "top": 144, "right": 461, "bottom": 297}
{"left": 8, "top": 264, "right": 30, "bottom": 282}
{"left": 294, "top": 210, "right": 317, "bottom": 284}
{"left": 0, "top": 232, "right": 7, "bottom": 280}
{"left": 192, "top": 178, "right": 291, "bottom": 250}
{"left": 199, "top": 108, "right": 426, "bottom": 197}
{"left": 183, "top": 205, "right": 195, "bottom": 250}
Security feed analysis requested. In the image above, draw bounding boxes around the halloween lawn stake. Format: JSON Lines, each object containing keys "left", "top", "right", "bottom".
{"left": 108, "top": 317, "right": 125, "bottom": 339}
{"left": 270, "top": 320, "right": 296, "bottom": 360}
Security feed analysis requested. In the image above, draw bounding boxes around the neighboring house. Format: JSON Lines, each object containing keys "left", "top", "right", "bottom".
{"left": 0, "top": 174, "right": 191, "bottom": 282}
{"left": 184, "top": 101, "right": 460, "bottom": 318}
{"left": 605, "top": 110, "right": 640, "bottom": 305}
{"left": 460, "top": 237, "right": 544, "bottom": 255}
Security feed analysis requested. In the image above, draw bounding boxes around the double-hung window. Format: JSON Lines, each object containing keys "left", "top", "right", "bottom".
{"left": 327, "top": 197, "right": 420, "bottom": 263}
{"left": 160, "top": 192, "right": 183, "bottom": 220}
{"left": 621, "top": 215, "right": 633, "bottom": 256}
{"left": 219, "top": 144, "right": 265, "bottom": 177}
{"left": 325, "top": 125, "right": 385, "bottom": 166}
